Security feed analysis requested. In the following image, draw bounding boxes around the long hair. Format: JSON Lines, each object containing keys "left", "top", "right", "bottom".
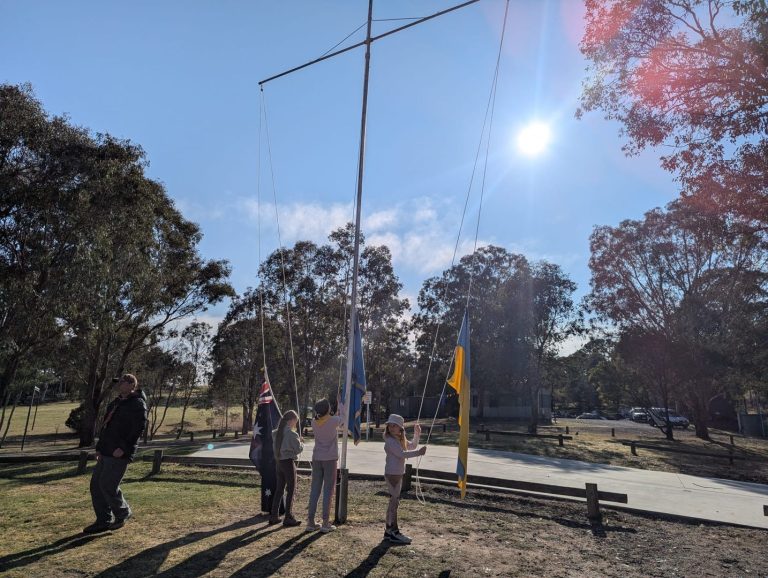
{"left": 274, "top": 410, "right": 299, "bottom": 455}
{"left": 385, "top": 423, "right": 407, "bottom": 450}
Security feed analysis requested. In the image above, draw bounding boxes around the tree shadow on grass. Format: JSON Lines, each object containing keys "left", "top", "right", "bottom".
{"left": 92, "top": 516, "right": 268, "bottom": 578}
{"left": 0, "top": 463, "right": 81, "bottom": 484}
{"left": 0, "top": 532, "right": 106, "bottom": 573}
{"left": 228, "top": 531, "right": 324, "bottom": 578}
{"left": 125, "top": 473, "right": 256, "bottom": 489}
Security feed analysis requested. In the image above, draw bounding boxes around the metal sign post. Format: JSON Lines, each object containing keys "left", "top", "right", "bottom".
{"left": 363, "top": 390, "right": 372, "bottom": 441}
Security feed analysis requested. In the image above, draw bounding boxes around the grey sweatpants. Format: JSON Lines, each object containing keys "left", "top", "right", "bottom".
{"left": 307, "top": 460, "right": 337, "bottom": 524}
{"left": 90, "top": 456, "right": 131, "bottom": 523}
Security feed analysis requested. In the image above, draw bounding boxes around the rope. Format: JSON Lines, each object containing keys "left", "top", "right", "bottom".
{"left": 260, "top": 87, "right": 302, "bottom": 422}
{"left": 322, "top": 22, "right": 368, "bottom": 57}
{"left": 413, "top": 0, "right": 511, "bottom": 504}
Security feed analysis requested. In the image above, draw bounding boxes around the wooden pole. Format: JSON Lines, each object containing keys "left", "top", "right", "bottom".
{"left": 630, "top": 441, "right": 637, "bottom": 456}
{"left": 585, "top": 483, "right": 601, "bottom": 521}
{"left": 152, "top": 449, "right": 163, "bottom": 475}
{"left": 77, "top": 450, "right": 89, "bottom": 474}
{"left": 403, "top": 463, "right": 413, "bottom": 492}
{"left": 558, "top": 434, "right": 564, "bottom": 447}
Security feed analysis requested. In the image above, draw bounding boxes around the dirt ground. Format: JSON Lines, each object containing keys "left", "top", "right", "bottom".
{"left": 0, "top": 462, "right": 766, "bottom": 577}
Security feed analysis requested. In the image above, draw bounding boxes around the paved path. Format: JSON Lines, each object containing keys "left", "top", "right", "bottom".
{"left": 191, "top": 439, "right": 768, "bottom": 530}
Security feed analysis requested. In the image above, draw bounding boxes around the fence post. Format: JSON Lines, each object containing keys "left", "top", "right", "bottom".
{"left": 212, "top": 429, "right": 217, "bottom": 439}
{"left": 485, "top": 431, "right": 491, "bottom": 441}
{"left": 443, "top": 424, "right": 447, "bottom": 433}
{"left": 630, "top": 442, "right": 637, "bottom": 456}
{"left": 611, "top": 428, "right": 615, "bottom": 438}
{"left": 403, "top": 463, "right": 413, "bottom": 492}
{"left": 585, "top": 483, "right": 601, "bottom": 521}
{"left": 763, "top": 505, "right": 767, "bottom": 517}
{"left": 728, "top": 448, "right": 734, "bottom": 465}
{"left": 234, "top": 431, "right": 239, "bottom": 439}
{"left": 730, "top": 435, "right": 734, "bottom": 446}
{"left": 152, "top": 449, "right": 163, "bottom": 475}
{"left": 558, "top": 434, "right": 564, "bottom": 447}
{"left": 189, "top": 432, "right": 194, "bottom": 442}
{"left": 77, "top": 450, "right": 89, "bottom": 474}
{"left": 565, "top": 426, "right": 569, "bottom": 435}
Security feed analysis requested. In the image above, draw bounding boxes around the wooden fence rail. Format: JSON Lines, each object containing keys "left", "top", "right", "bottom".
{"left": 621, "top": 442, "right": 744, "bottom": 464}
{"left": 478, "top": 430, "right": 574, "bottom": 446}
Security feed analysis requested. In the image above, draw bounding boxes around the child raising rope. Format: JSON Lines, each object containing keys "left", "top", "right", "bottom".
{"left": 305, "top": 397, "right": 345, "bottom": 533}
{"left": 269, "top": 410, "right": 303, "bottom": 527}
{"left": 383, "top": 414, "right": 427, "bottom": 544}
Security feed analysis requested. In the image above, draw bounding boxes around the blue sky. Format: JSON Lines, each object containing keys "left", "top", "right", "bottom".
{"left": 2, "top": 0, "right": 679, "bottom": 338}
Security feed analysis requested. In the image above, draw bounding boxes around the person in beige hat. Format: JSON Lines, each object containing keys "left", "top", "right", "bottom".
{"left": 382, "top": 413, "right": 426, "bottom": 545}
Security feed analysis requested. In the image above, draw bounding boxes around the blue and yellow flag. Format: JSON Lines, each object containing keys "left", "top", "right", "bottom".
{"left": 447, "top": 311, "right": 470, "bottom": 498}
{"left": 342, "top": 315, "right": 366, "bottom": 445}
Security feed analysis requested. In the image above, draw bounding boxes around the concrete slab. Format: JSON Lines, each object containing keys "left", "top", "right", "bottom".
{"left": 190, "top": 439, "right": 768, "bottom": 530}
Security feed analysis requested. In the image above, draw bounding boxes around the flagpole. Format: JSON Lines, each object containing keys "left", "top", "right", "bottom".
{"left": 337, "top": 0, "right": 373, "bottom": 525}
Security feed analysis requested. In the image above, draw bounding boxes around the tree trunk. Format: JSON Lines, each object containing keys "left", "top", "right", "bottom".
{"left": 0, "top": 389, "right": 11, "bottom": 432}
{"left": 0, "top": 354, "right": 21, "bottom": 412}
{"left": 528, "top": 385, "right": 539, "bottom": 434}
{"left": 176, "top": 389, "right": 193, "bottom": 440}
{"left": 0, "top": 391, "right": 21, "bottom": 448}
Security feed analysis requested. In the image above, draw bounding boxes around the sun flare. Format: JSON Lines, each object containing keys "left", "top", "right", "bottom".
{"left": 516, "top": 122, "right": 552, "bottom": 157}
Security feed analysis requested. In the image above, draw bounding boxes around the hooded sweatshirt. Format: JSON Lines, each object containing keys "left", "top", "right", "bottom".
{"left": 95, "top": 389, "right": 148, "bottom": 461}
{"left": 311, "top": 402, "right": 345, "bottom": 462}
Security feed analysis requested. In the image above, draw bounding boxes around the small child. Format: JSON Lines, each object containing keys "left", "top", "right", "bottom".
{"left": 382, "top": 414, "right": 427, "bottom": 544}
{"left": 305, "top": 398, "right": 345, "bottom": 533}
{"left": 269, "top": 410, "right": 303, "bottom": 527}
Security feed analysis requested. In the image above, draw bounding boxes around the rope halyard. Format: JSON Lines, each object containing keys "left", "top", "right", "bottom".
{"left": 413, "top": 0, "right": 511, "bottom": 504}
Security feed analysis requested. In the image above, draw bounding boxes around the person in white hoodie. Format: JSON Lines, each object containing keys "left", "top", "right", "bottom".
{"left": 382, "top": 414, "right": 426, "bottom": 545}
{"left": 305, "top": 398, "right": 345, "bottom": 533}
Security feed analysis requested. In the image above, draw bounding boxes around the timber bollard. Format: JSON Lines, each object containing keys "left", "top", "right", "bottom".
{"left": 151, "top": 449, "right": 163, "bottom": 475}
{"left": 77, "top": 450, "right": 89, "bottom": 474}
{"left": 728, "top": 448, "right": 734, "bottom": 465}
{"left": 611, "top": 428, "right": 615, "bottom": 438}
{"left": 585, "top": 483, "right": 601, "bottom": 521}
{"left": 565, "top": 426, "right": 569, "bottom": 435}
{"left": 403, "top": 463, "right": 413, "bottom": 492}
{"left": 630, "top": 442, "right": 637, "bottom": 456}
{"left": 212, "top": 429, "right": 217, "bottom": 439}
{"left": 189, "top": 432, "right": 194, "bottom": 442}
{"left": 443, "top": 423, "right": 447, "bottom": 433}
{"left": 558, "top": 434, "right": 564, "bottom": 447}
{"left": 234, "top": 431, "right": 239, "bottom": 439}
{"left": 485, "top": 430, "right": 491, "bottom": 441}
{"left": 730, "top": 435, "right": 734, "bottom": 445}
{"left": 763, "top": 505, "right": 767, "bottom": 517}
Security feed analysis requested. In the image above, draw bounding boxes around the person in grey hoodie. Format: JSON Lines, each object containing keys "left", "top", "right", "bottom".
{"left": 383, "top": 414, "right": 426, "bottom": 545}
{"left": 305, "top": 398, "right": 345, "bottom": 533}
{"left": 269, "top": 410, "right": 304, "bottom": 527}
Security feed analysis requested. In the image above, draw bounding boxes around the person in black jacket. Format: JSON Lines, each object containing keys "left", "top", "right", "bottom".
{"left": 83, "top": 373, "right": 148, "bottom": 534}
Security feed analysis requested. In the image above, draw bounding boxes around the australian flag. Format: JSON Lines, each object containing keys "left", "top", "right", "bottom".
{"left": 249, "top": 379, "right": 282, "bottom": 513}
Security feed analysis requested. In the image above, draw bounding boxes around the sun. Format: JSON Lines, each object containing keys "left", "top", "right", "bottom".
{"left": 516, "top": 121, "right": 552, "bottom": 157}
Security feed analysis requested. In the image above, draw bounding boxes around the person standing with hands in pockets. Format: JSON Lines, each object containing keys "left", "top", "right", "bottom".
{"left": 383, "top": 414, "right": 426, "bottom": 545}
{"left": 84, "top": 373, "right": 147, "bottom": 534}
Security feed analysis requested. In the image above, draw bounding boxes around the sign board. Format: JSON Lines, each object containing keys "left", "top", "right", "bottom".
{"left": 363, "top": 391, "right": 372, "bottom": 405}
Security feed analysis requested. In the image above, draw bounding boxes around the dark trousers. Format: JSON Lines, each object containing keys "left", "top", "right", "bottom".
{"left": 90, "top": 456, "right": 131, "bottom": 523}
{"left": 271, "top": 459, "right": 297, "bottom": 520}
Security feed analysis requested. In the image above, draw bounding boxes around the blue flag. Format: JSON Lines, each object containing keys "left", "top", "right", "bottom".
{"left": 342, "top": 315, "right": 366, "bottom": 445}
{"left": 249, "top": 380, "right": 282, "bottom": 512}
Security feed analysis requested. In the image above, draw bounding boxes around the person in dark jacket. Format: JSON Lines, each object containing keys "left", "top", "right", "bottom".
{"left": 83, "top": 373, "right": 148, "bottom": 534}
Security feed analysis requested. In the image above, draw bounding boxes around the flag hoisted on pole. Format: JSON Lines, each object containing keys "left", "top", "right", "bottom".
{"left": 249, "top": 377, "right": 282, "bottom": 513}
{"left": 342, "top": 315, "right": 366, "bottom": 445}
{"left": 447, "top": 310, "right": 470, "bottom": 498}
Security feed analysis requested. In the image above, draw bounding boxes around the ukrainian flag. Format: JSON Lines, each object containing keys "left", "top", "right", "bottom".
{"left": 447, "top": 311, "right": 470, "bottom": 498}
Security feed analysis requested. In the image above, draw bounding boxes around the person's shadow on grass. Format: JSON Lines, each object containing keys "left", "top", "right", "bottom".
{"left": 343, "top": 541, "right": 392, "bottom": 578}
{"left": 92, "top": 515, "right": 267, "bottom": 578}
{"left": 227, "top": 531, "right": 324, "bottom": 578}
{"left": 0, "top": 532, "right": 106, "bottom": 573}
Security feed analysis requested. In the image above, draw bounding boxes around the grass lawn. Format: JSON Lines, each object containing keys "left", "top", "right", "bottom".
{"left": 0, "top": 461, "right": 765, "bottom": 577}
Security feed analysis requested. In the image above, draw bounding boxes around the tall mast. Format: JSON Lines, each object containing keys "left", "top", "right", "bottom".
{"left": 337, "top": 0, "right": 373, "bottom": 524}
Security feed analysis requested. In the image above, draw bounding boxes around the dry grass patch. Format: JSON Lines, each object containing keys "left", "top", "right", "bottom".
{"left": 1, "top": 462, "right": 766, "bottom": 577}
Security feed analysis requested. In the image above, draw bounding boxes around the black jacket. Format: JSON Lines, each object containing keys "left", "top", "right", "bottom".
{"left": 95, "top": 389, "right": 148, "bottom": 461}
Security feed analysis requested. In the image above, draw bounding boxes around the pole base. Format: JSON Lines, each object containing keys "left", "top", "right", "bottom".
{"left": 335, "top": 468, "right": 349, "bottom": 524}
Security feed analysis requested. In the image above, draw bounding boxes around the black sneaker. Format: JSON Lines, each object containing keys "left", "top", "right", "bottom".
{"left": 383, "top": 528, "right": 395, "bottom": 541}
{"left": 83, "top": 521, "right": 112, "bottom": 534}
{"left": 283, "top": 517, "right": 301, "bottom": 528}
{"left": 110, "top": 511, "right": 132, "bottom": 530}
{"left": 389, "top": 530, "right": 412, "bottom": 545}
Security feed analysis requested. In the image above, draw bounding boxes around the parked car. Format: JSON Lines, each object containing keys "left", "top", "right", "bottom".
{"left": 629, "top": 407, "right": 649, "bottom": 422}
{"left": 576, "top": 412, "right": 606, "bottom": 420}
{"left": 648, "top": 408, "right": 690, "bottom": 429}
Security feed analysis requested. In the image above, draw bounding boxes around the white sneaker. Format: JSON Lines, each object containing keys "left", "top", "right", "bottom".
{"left": 320, "top": 524, "right": 337, "bottom": 533}
{"left": 305, "top": 523, "right": 321, "bottom": 532}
